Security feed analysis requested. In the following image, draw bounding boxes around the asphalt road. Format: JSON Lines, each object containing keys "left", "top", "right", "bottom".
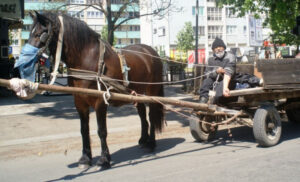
{"left": 1, "top": 85, "right": 300, "bottom": 182}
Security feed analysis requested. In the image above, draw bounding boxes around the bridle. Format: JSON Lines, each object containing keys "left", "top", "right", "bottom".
{"left": 36, "top": 23, "right": 53, "bottom": 57}
{"left": 35, "top": 15, "right": 64, "bottom": 86}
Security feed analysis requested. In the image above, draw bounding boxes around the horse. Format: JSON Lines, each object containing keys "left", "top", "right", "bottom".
{"left": 27, "top": 11, "right": 164, "bottom": 169}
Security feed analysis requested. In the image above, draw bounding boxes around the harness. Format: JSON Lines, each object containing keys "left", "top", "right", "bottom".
{"left": 37, "top": 15, "right": 131, "bottom": 104}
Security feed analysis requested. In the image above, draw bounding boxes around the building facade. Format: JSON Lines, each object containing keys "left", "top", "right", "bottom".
{"left": 12, "top": 0, "right": 141, "bottom": 57}
{"left": 141, "top": 0, "right": 266, "bottom": 63}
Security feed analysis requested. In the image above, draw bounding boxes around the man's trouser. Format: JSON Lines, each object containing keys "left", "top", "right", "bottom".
{"left": 199, "top": 77, "right": 236, "bottom": 104}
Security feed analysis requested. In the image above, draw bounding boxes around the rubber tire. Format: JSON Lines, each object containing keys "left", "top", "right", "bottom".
{"left": 253, "top": 105, "right": 282, "bottom": 147}
{"left": 189, "top": 116, "right": 218, "bottom": 142}
{"left": 286, "top": 98, "right": 300, "bottom": 123}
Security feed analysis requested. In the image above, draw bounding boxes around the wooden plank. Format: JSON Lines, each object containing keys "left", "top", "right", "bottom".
{"left": 264, "top": 84, "right": 300, "bottom": 89}
{"left": 256, "top": 59, "right": 300, "bottom": 89}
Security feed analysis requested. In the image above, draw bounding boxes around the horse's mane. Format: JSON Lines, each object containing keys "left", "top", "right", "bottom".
{"left": 44, "top": 12, "right": 100, "bottom": 55}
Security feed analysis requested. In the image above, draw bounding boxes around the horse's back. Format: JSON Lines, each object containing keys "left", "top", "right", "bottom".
{"left": 123, "top": 44, "right": 163, "bottom": 80}
{"left": 121, "top": 44, "right": 163, "bottom": 95}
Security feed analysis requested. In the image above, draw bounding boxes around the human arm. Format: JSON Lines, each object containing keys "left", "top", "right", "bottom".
{"left": 223, "top": 74, "right": 231, "bottom": 97}
{"left": 223, "top": 52, "right": 236, "bottom": 97}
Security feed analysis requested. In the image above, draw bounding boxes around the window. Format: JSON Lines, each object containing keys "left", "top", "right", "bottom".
{"left": 207, "top": 7, "right": 222, "bottom": 21}
{"left": 226, "top": 25, "right": 237, "bottom": 34}
{"left": 87, "top": 0, "right": 102, "bottom": 4}
{"left": 68, "top": 0, "right": 84, "bottom": 4}
{"left": 11, "top": 39, "right": 19, "bottom": 46}
{"left": 111, "top": 0, "right": 123, "bottom": 4}
{"left": 193, "top": 26, "right": 205, "bottom": 36}
{"left": 135, "top": 39, "right": 140, "bottom": 44}
{"left": 23, "top": 25, "right": 31, "bottom": 31}
{"left": 87, "top": 11, "right": 103, "bottom": 18}
{"left": 89, "top": 25, "right": 102, "bottom": 32}
{"left": 158, "top": 27, "right": 166, "bottom": 36}
{"left": 68, "top": 11, "right": 84, "bottom": 19}
{"left": 192, "top": 6, "right": 204, "bottom": 16}
{"left": 134, "top": 26, "right": 140, "bottom": 31}
{"left": 243, "top": 26, "right": 247, "bottom": 34}
{"left": 225, "top": 8, "right": 237, "bottom": 18}
{"left": 208, "top": 26, "right": 223, "bottom": 40}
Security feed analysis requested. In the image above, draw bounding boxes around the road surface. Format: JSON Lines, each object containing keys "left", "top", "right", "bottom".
{"left": 1, "top": 85, "right": 300, "bottom": 182}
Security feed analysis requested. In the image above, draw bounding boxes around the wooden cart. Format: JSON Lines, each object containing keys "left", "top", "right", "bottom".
{"left": 190, "top": 59, "right": 300, "bottom": 147}
{"left": 0, "top": 59, "right": 299, "bottom": 147}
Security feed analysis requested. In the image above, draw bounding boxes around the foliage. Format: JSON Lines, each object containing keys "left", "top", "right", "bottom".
{"left": 216, "top": 0, "right": 300, "bottom": 47}
{"left": 100, "top": 25, "right": 116, "bottom": 45}
{"left": 176, "top": 22, "right": 194, "bottom": 61}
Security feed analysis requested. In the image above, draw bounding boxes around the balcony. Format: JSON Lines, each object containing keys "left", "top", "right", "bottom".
{"left": 21, "top": 31, "right": 30, "bottom": 39}
{"left": 114, "top": 31, "right": 140, "bottom": 39}
{"left": 25, "top": 2, "right": 66, "bottom": 11}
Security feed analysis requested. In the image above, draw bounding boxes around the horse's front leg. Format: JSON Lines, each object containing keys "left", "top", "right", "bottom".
{"left": 95, "top": 102, "right": 111, "bottom": 169}
{"left": 136, "top": 103, "right": 149, "bottom": 146}
{"left": 74, "top": 96, "right": 92, "bottom": 169}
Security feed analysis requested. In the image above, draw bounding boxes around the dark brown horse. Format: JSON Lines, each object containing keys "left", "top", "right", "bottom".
{"left": 27, "top": 12, "right": 164, "bottom": 169}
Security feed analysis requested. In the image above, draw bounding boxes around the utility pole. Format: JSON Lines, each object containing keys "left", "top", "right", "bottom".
{"left": 194, "top": 0, "right": 200, "bottom": 94}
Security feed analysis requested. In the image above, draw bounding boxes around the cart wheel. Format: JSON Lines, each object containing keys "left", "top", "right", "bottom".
{"left": 286, "top": 98, "right": 300, "bottom": 123}
{"left": 253, "top": 105, "right": 282, "bottom": 147}
{"left": 190, "top": 116, "right": 218, "bottom": 142}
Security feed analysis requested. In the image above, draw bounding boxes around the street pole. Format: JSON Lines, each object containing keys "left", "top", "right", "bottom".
{"left": 194, "top": 0, "right": 200, "bottom": 94}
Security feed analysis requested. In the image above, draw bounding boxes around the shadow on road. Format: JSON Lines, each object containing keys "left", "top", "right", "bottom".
{"left": 205, "top": 121, "right": 300, "bottom": 147}
{"left": 46, "top": 137, "right": 185, "bottom": 182}
{"left": 45, "top": 121, "right": 300, "bottom": 182}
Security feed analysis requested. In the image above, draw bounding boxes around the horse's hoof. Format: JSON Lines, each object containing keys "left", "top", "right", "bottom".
{"left": 78, "top": 164, "right": 90, "bottom": 169}
{"left": 138, "top": 137, "right": 148, "bottom": 146}
{"left": 96, "top": 163, "right": 111, "bottom": 171}
{"left": 146, "top": 140, "right": 156, "bottom": 149}
{"left": 78, "top": 155, "right": 92, "bottom": 169}
{"left": 96, "top": 156, "right": 111, "bottom": 170}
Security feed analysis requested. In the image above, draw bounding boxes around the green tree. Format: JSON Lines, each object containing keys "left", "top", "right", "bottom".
{"left": 100, "top": 25, "right": 116, "bottom": 45}
{"left": 216, "top": 0, "right": 300, "bottom": 52}
{"left": 176, "top": 22, "right": 195, "bottom": 61}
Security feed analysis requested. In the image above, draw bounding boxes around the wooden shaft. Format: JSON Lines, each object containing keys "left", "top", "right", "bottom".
{"left": 229, "top": 87, "right": 300, "bottom": 97}
{"left": 0, "top": 78, "right": 213, "bottom": 111}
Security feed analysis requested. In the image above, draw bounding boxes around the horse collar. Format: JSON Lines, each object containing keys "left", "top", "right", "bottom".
{"left": 48, "top": 15, "right": 64, "bottom": 85}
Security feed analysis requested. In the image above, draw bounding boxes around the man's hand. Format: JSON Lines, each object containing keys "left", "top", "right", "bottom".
{"left": 223, "top": 87, "right": 230, "bottom": 97}
{"left": 216, "top": 67, "right": 225, "bottom": 74}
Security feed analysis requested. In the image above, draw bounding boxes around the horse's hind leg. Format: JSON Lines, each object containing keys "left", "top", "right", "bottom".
{"left": 95, "top": 102, "right": 111, "bottom": 169}
{"left": 74, "top": 97, "right": 92, "bottom": 169}
{"left": 148, "top": 102, "right": 164, "bottom": 150}
{"left": 136, "top": 103, "right": 149, "bottom": 146}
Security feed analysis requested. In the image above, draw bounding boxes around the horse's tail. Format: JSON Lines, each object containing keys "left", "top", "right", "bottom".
{"left": 150, "top": 85, "right": 165, "bottom": 133}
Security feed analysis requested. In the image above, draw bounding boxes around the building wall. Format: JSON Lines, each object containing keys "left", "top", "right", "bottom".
{"left": 139, "top": 0, "right": 153, "bottom": 46}
{"left": 144, "top": 0, "right": 265, "bottom": 62}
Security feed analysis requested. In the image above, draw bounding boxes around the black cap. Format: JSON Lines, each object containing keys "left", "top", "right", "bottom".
{"left": 212, "top": 37, "right": 226, "bottom": 50}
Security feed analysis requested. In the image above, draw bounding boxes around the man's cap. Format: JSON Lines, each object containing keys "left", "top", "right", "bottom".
{"left": 212, "top": 37, "right": 226, "bottom": 50}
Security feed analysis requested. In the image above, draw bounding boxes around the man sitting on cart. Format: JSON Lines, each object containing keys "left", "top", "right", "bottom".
{"left": 199, "top": 37, "right": 236, "bottom": 104}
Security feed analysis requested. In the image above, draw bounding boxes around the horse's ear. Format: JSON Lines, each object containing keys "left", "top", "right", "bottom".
{"left": 36, "top": 12, "right": 52, "bottom": 27}
{"left": 29, "top": 11, "right": 38, "bottom": 21}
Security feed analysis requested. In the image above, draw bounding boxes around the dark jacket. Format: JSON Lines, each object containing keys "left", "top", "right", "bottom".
{"left": 204, "top": 51, "right": 236, "bottom": 80}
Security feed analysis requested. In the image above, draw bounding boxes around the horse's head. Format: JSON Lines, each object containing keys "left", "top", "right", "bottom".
{"left": 14, "top": 11, "right": 56, "bottom": 82}
{"left": 28, "top": 11, "right": 53, "bottom": 50}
